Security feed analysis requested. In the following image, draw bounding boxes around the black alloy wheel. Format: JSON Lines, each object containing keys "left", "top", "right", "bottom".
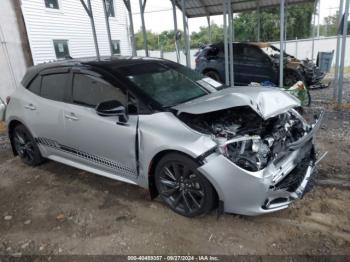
{"left": 155, "top": 153, "right": 215, "bottom": 217}
{"left": 12, "top": 125, "right": 44, "bottom": 166}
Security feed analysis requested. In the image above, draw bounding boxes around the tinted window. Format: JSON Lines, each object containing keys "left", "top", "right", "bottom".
{"left": 27, "top": 76, "right": 41, "bottom": 95}
{"left": 73, "top": 74, "right": 126, "bottom": 107}
{"left": 41, "top": 73, "right": 69, "bottom": 102}
{"left": 242, "top": 46, "right": 266, "bottom": 63}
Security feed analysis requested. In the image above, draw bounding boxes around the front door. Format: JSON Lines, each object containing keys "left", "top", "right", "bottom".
{"left": 63, "top": 68, "right": 138, "bottom": 182}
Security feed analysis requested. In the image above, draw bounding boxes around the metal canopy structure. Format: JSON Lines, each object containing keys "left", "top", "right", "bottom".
{"left": 118, "top": 0, "right": 349, "bottom": 106}
{"left": 170, "top": 0, "right": 314, "bottom": 88}
{"left": 172, "top": 0, "right": 314, "bottom": 18}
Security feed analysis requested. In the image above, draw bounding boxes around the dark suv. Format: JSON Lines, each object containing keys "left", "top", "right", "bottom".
{"left": 195, "top": 42, "right": 325, "bottom": 87}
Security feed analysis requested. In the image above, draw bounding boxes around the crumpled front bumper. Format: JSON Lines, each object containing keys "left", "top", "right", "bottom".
{"left": 197, "top": 110, "right": 325, "bottom": 216}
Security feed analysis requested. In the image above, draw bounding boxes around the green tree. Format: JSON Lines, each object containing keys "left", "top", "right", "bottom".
{"left": 134, "top": 3, "right": 315, "bottom": 51}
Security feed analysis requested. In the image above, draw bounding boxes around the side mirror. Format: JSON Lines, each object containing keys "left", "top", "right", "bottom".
{"left": 96, "top": 100, "right": 128, "bottom": 123}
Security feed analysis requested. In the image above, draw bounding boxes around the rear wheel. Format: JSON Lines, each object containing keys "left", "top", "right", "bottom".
{"left": 12, "top": 124, "right": 44, "bottom": 166}
{"left": 155, "top": 153, "right": 215, "bottom": 217}
{"left": 204, "top": 70, "right": 222, "bottom": 83}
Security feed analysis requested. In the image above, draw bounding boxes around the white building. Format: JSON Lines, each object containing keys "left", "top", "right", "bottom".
{"left": 0, "top": 0, "right": 32, "bottom": 101}
{"left": 21, "top": 0, "right": 132, "bottom": 65}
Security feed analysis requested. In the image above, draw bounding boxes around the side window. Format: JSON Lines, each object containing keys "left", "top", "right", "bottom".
{"left": 243, "top": 47, "right": 265, "bottom": 63}
{"left": 27, "top": 76, "right": 41, "bottom": 95}
{"left": 41, "top": 73, "right": 69, "bottom": 102}
{"left": 72, "top": 74, "right": 126, "bottom": 107}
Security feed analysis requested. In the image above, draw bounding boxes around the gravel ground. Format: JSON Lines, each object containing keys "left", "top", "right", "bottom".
{"left": 0, "top": 78, "right": 349, "bottom": 256}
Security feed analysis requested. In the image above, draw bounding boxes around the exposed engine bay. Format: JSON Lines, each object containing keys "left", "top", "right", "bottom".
{"left": 179, "top": 106, "right": 313, "bottom": 172}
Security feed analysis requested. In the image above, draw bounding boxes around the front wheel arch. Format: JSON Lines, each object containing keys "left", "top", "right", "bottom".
{"left": 148, "top": 150, "right": 219, "bottom": 206}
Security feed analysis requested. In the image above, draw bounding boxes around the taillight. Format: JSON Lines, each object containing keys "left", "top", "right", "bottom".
{"left": 6, "top": 96, "right": 11, "bottom": 104}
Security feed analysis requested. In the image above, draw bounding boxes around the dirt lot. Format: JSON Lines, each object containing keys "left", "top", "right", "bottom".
{"left": 0, "top": 77, "right": 350, "bottom": 256}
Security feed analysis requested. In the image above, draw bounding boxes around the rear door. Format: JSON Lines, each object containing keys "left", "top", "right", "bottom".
{"left": 63, "top": 67, "right": 138, "bottom": 180}
{"left": 23, "top": 68, "right": 71, "bottom": 157}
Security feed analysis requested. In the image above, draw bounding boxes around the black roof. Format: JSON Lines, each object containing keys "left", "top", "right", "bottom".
{"left": 21, "top": 56, "right": 164, "bottom": 87}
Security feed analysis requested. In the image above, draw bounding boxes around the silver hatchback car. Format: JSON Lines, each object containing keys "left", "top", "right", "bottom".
{"left": 2, "top": 57, "right": 324, "bottom": 217}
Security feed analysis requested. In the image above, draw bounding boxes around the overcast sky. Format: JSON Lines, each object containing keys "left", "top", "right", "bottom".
{"left": 130, "top": 0, "right": 343, "bottom": 34}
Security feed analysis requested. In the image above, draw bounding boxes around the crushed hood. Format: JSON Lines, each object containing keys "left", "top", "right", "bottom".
{"left": 172, "top": 87, "right": 300, "bottom": 120}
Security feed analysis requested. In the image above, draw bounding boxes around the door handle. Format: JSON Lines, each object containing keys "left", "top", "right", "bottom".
{"left": 24, "top": 104, "right": 36, "bottom": 110}
{"left": 65, "top": 113, "right": 78, "bottom": 121}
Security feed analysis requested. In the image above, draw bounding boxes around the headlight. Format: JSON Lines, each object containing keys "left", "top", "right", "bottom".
{"left": 218, "top": 136, "right": 271, "bottom": 172}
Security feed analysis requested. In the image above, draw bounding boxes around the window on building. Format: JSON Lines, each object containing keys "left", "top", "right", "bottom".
{"left": 105, "top": 0, "right": 115, "bottom": 17}
{"left": 45, "top": 0, "right": 59, "bottom": 9}
{"left": 53, "top": 40, "right": 70, "bottom": 59}
{"left": 111, "top": 40, "right": 121, "bottom": 55}
{"left": 41, "top": 73, "right": 69, "bottom": 102}
{"left": 72, "top": 74, "right": 126, "bottom": 107}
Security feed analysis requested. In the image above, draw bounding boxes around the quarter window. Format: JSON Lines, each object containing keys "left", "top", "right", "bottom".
{"left": 41, "top": 73, "right": 69, "bottom": 102}
{"left": 45, "top": 0, "right": 59, "bottom": 9}
{"left": 53, "top": 40, "right": 70, "bottom": 59}
{"left": 27, "top": 76, "right": 41, "bottom": 95}
{"left": 72, "top": 74, "right": 126, "bottom": 107}
{"left": 111, "top": 40, "right": 121, "bottom": 55}
{"left": 105, "top": 0, "right": 115, "bottom": 17}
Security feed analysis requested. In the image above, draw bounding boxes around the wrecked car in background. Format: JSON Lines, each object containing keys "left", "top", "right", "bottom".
{"left": 3, "top": 57, "right": 325, "bottom": 217}
{"left": 255, "top": 42, "right": 326, "bottom": 86}
{"left": 195, "top": 42, "right": 325, "bottom": 87}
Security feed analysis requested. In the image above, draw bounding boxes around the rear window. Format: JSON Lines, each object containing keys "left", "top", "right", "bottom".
{"left": 27, "top": 76, "right": 41, "bottom": 95}
{"left": 41, "top": 73, "right": 69, "bottom": 102}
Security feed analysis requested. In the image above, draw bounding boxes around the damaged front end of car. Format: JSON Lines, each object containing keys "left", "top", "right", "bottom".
{"left": 174, "top": 87, "right": 325, "bottom": 215}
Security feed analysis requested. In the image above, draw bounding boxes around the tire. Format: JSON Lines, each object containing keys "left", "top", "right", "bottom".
{"left": 12, "top": 124, "right": 44, "bottom": 166}
{"left": 154, "top": 153, "right": 215, "bottom": 217}
{"left": 284, "top": 69, "right": 305, "bottom": 87}
{"left": 204, "top": 70, "right": 222, "bottom": 83}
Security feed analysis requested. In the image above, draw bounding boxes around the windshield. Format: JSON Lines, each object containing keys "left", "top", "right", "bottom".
{"left": 116, "top": 62, "right": 209, "bottom": 107}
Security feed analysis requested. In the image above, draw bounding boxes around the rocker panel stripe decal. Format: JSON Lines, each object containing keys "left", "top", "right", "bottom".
{"left": 35, "top": 137, "right": 137, "bottom": 177}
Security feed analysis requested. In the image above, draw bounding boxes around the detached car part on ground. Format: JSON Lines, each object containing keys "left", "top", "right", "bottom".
{"left": 195, "top": 42, "right": 326, "bottom": 87}
{"left": 2, "top": 57, "right": 325, "bottom": 217}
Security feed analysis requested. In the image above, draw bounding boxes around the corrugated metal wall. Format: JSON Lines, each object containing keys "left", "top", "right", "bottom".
{"left": 21, "top": 0, "right": 132, "bottom": 65}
